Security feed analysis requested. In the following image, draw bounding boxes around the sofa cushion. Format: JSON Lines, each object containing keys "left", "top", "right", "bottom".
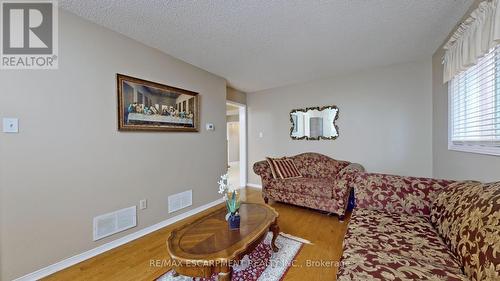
{"left": 338, "top": 250, "right": 469, "bottom": 281}
{"left": 271, "top": 178, "right": 334, "bottom": 198}
{"left": 430, "top": 181, "right": 500, "bottom": 281}
{"left": 338, "top": 209, "right": 468, "bottom": 281}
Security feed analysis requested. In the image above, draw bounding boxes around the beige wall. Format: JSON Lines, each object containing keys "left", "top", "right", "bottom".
{"left": 247, "top": 60, "right": 434, "bottom": 185}
{"left": 0, "top": 10, "right": 227, "bottom": 280}
{"left": 227, "top": 87, "right": 246, "bottom": 105}
{"left": 432, "top": 0, "right": 500, "bottom": 182}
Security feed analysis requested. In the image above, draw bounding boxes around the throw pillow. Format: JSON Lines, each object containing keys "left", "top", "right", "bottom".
{"left": 266, "top": 157, "right": 302, "bottom": 179}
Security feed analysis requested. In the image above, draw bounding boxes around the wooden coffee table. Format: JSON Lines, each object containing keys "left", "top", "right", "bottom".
{"left": 167, "top": 203, "right": 280, "bottom": 281}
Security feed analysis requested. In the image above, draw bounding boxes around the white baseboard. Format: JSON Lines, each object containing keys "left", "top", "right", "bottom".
{"left": 13, "top": 198, "right": 225, "bottom": 281}
{"left": 247, "top": 183, "right": 262, "bottom": 188}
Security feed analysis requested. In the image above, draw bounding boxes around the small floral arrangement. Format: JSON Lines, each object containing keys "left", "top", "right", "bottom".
{"left": 218, "top": 173, "right": 240, "bottom": 215}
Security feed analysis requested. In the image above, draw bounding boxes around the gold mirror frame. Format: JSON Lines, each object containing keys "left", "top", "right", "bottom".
{"left": 290, "top": 105, "right": 339, "bottom": 140}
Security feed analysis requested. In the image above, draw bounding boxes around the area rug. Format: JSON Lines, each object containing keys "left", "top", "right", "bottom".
{"left": 157, "top": 232, "right": 304, "bottom": 281}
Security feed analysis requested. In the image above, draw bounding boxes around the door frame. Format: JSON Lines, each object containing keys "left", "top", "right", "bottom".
{"left": 226, "top": 100, "right": 247, "bottom": 188}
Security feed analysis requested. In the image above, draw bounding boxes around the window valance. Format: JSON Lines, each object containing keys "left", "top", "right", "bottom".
{"left": 443, "top": 0, "right": 500, "bottom": 82}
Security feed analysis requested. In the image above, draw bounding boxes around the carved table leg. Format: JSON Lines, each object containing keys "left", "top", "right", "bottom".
{"left": 270, "top": 218, "right": 280, "bottom": 252}
{"left": 218, "top": 265, "right": 232, "bottom": 281}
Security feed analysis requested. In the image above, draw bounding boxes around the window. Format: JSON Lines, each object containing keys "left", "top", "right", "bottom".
{"left": 449, "top": 45, "right": 500, "bottom": 156}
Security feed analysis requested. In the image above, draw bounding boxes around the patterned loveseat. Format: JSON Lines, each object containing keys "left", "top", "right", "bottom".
{"left": 337, "top": 173, "right": 500, "bottom": 281}
{"left": 253, "top": 153, "right": 364, "bottom": 218}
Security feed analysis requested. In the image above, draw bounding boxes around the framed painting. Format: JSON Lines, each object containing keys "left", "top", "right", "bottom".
{"left": 117, "top": 74, "right": 200, "bottom": 132}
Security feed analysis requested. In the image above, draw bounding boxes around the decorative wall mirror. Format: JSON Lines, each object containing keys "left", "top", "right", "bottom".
{"left": 290, "top": 105, "right": 339, "bottom": 140}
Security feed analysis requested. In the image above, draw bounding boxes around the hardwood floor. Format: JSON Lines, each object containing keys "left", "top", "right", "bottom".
{"left": 43, "top": 188, "right": 349, "bottom": 281}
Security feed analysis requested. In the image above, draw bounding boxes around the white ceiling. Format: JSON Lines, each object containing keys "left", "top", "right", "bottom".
{"left": 61, "top": 0, "right": 473, "bottom": 92}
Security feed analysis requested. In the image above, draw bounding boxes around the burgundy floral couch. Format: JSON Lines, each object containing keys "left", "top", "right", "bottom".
{"left": 337, "top": 173, "right": 500, "bottom": 281}
{"left": 253, "top": 153, "right": 364, "bottom": 218}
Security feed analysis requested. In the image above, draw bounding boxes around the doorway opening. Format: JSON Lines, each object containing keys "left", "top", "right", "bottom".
{"left": 226, "top": 101, "right": 246, "bottom": 189}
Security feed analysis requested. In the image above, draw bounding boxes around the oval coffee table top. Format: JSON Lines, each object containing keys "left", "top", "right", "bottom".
{"left": 167, "top": 203, "right": 278, "bottom": 261}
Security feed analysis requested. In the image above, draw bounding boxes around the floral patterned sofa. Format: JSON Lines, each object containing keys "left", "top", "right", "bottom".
{"left": 337, "top": 173, "right": 500, "bottom": 281}
{"left": 253, "top": 153, "right": 364, "bottom": 218}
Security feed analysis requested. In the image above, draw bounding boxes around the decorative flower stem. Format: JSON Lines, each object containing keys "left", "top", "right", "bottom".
{"left": 218, "top": 173, "right": 240, "bottom": 215}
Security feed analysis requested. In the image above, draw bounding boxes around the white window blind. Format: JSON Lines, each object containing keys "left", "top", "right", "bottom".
{"left": 449, "top": 45, "right": 500, "bottom": 156}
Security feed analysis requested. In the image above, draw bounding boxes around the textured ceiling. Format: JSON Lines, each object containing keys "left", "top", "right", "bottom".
{"left": 61, "top": 0, "right": 473, "bottom": 92}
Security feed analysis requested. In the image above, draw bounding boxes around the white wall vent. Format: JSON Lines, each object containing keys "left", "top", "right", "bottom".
{"left": 168, "top": 190, "right": 192, "bottom": 213}
{"left": 93, "top": 206, "right": 137, "bottom": 241}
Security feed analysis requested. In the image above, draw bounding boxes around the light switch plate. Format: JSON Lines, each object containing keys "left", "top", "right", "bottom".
{"left": 2, "top": 118, "right": 19, "bottom": 133}
{"left": 139, "top": 199, "right": 147, "bottom": 210}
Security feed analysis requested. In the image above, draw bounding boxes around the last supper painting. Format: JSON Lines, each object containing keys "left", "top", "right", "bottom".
{"left": 117, "top": 74, "right": 200, "bottom": 132}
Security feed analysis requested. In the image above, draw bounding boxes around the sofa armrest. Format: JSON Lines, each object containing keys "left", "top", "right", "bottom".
{"left": 332, "top": 164, "right": 364, "bottom": 216}
{"left": 336, "top": 163, "right": 365, "bottom": 180}
{"left": 354, "top": 173, "right": 455, "bottom": 217}
{"left": 253, "top": 160, "right": 273, "bottom": 184}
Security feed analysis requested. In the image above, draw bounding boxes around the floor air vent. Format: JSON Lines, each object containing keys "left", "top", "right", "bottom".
{"left": 93, "top": 206, "right": 137, "bottom": 241}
